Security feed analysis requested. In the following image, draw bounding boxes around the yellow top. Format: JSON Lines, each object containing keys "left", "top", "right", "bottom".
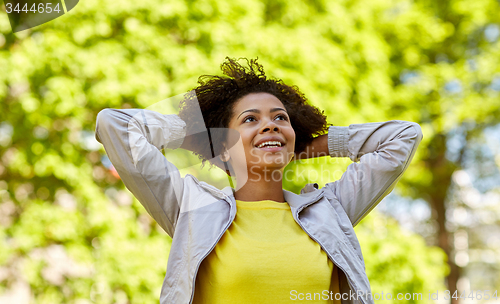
{"left": 193, "top": 200, "right": 340, "bottom": 304}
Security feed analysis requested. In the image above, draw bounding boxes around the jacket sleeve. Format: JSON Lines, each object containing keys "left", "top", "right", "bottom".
{"left": 95, "top": 108, "right": 187, "bottom": 237}
{"left": 324, "top": 120, "right": 423, "bottom": 226}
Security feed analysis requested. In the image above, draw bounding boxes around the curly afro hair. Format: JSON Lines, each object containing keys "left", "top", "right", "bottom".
{"left": 178, "top": 57, "right": 329, "bottom": 170}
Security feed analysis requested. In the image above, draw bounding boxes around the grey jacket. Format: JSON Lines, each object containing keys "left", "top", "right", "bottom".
{"left": 95, "top": 108, "right": 423, "bottom": 304}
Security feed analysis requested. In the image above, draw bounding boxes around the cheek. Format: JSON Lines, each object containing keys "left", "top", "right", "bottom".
{"left": 287, "top": 129, "right": 296, "bottom": 146}
{"left": 237, "top": 135, "right": 255, "bottom": 158}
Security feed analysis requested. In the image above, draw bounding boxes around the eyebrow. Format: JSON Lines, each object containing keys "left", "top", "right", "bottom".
{"left": 237, "top": 107, "right": 287, "bottom": 119}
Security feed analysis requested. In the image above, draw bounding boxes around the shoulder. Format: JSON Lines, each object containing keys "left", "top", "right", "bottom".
{"left": 177, "top": 174, "right": 229, "bottom": 212}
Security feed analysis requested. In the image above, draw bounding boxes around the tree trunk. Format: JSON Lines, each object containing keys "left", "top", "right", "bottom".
{"left": 425, "top": 133, "right": 461, "bottom": 304}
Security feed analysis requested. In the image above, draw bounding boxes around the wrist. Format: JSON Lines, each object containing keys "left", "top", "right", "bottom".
{"left": 327, "top": 126, "right": 349, "bottom": 158}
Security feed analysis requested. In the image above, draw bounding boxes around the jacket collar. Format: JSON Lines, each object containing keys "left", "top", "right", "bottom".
{"left": 218, "top": 185, "right": 325, "bottom": 210}
{"left": 283, "top": 188, "right": 324, "bottom": 210}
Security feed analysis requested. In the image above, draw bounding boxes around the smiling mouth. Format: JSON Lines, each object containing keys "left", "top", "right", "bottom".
{"left": 255, "top": 141, "right": 284, "bottom": 149}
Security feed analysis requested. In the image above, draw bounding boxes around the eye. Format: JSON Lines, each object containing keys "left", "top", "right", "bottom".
{"left": 243, "top": 116, "right": 256, "bottom": 123}
{"left": 275, "top": 114, "right": 289, "bottom": 121}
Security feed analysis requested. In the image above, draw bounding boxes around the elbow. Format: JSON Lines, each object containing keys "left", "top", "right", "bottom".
{"left": 396, "top": 121, "right": 423, "bottom": 148}
{"left": 95, "top": 108, "right": 130, "bottom": 134}
{"left": 96, "top": 108, "right": 114, "bottom": 129}
{"left": 393, "top": 121, "right": 423, "bottom": 172}
{"left": 95, "top": 108, "right": 141, "bottom": 145}
{"left": 96, "top": 108, "right": 128, "bottom": 144}
{"left": 408, "top": 122, "right": 423, "bottom": 143}
{"left": 95, "top": 109, "right": 113, "bottom": 144}
{"left": 95, "top": 108, "right": 111, "bottom": 130}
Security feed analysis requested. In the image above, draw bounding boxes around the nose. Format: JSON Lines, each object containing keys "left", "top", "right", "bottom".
{"left": 260, "top": 119, "right": 280, "bottom": 133}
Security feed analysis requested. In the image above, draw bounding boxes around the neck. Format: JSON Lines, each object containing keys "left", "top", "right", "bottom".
{"left": 233, "top": 168, "right": 285, "bottom": 202}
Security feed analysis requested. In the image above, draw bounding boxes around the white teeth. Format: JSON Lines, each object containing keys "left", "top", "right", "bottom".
{"left": 256, "top": 141, "right": 283, "bottom": 148}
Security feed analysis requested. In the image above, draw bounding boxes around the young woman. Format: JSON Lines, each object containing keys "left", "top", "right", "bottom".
{"left": 95, "top": 58, "right": 423, "bottom": 304}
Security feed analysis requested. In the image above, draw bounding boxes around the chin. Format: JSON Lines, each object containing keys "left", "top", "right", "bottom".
{"left": 253, "top": 162, "right": 287, "bottom": 171}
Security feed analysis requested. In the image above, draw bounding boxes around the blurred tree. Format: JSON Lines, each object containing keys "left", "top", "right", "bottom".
{"left": 355, "top": 211, "right": 448, "bottom": 304}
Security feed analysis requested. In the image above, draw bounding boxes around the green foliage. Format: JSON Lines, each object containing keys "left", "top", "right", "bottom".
{"left": 1, "top": 0, "right": 498, "bottom": 301}
{"left": 355, "top": 211, "right": 448, "bottom": 304}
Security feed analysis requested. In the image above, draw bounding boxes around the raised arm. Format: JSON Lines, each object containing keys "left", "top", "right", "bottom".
{"left": 95, "top": 108, "right": 187, "bottom": 237}
{"left": 309, "top": 121, "right": 423, "bottom": 226}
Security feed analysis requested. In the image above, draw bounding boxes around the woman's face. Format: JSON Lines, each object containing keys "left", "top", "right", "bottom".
{"left": 225, "top": 92, "right": 296, "bottom": 177}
